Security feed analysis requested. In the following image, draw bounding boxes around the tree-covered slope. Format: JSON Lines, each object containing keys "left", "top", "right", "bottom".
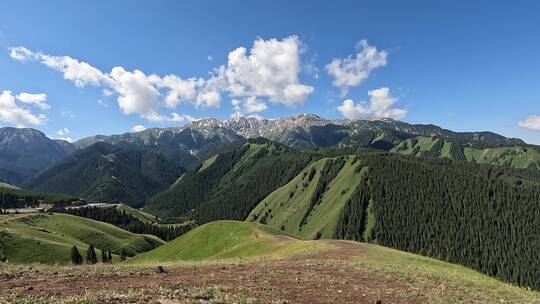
{"left": 0, "top": 213, "right": 164, "bottom": 264}
{"left": 249, "top": 150, "right": 540, "bottom": 290}
{"left": 25, "top": 143, "right": 186, "bottom": 206}
{"left": 0, "top": 186, "right": 78, "bottom": 210}
{"left": 145, "top": 139, "right": 315, "bottom": 223}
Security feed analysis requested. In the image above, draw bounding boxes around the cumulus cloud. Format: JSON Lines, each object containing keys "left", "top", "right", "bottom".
{"left": 326, "top": 40, "right": 388, "bottom": 96}
{"left": 225, "top": 36, "right": 313, "bottom": 106}
{"left": 108, "top": 67, "right": 162, "bottom": 121}
{"left": 9, "top": 46, "right": 39, "bottom": 61}
{"left": 231, "top": 97, "right": 267, "bottom": 116}
{"left": 337, "top": 87, "right": 406, "bottom": 120}
{"left": 39, "top": 54, "right": 111, "bottom": 87}
{"left": 518, "top": 116, "right": 540, "bottom": 131}
{"left": 9, "top": 36, "right": 313, "bottom": 121}
{"left": 169, "top": 112, "right": 195, "bottom": 122}
{"left": 56, "top": 127, "right": 69, "bottom": 136}
{"left": 55, "top": 128, "right": 73, "bottom": 142}
{"left": 157, "top": 75, "right": 198, "bottom": 108}
{"left": 15, "top": 92, "right": 50, "bottom": 110}
{"left": 131, "top": 125, "right": 146, "bottom": 132}
{"left": 0, "top": 90, "right": 46, "bottom": 127}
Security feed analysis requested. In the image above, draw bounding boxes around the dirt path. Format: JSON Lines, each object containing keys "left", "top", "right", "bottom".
{"left": 1, "top": 241, "right": 425, "bottom": 304}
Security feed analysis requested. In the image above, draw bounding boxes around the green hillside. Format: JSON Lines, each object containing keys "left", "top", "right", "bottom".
{"left": 0, "top": 213, "right": 164, "bottom": 264}
{"left": 391, "top": 136, "right": 540, "bottom": 169}
{"left": 145, "top": 139, "right": 316, "bottom": 223}
{"left": 248, "top": 151, "right": 540, "bottom": 290}
{"left": 248, "top": 156, "right": 367, "bottom": 239}
{"left": 0, "top": 182, "right": 20, "bottom": 190}
{"left": 114, "top": 203, "right": 157, "bottom": 223}
{"left": 130, "top": 220, "right": 326, "bottom": 263}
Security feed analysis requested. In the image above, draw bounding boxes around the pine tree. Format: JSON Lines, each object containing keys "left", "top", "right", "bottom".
{"left": 86, "top": 244, "right": 98, "bottom": 264}
{"left": 120, "top": 248, "right": 127, "bottom": 261}
{"left": 70, "top": 246, "right": 82, "bottom": 265}
{"left": 101, "top": 249, "right": 108, "bottom": 263}
{"left": 0, "top": 249, "right": 6, "bottom": 262}
{"left": 107, "top": 249, "right": 113, "bottom": 263}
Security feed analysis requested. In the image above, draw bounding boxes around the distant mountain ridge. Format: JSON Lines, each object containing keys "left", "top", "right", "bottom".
{"left": 25, "top": 142, "right": 186, "bottom": 206}
{"left": 0, "top": 127, "right": 74, "bottom": 184}
{"left": 75, "top": 114, "right": 527, "bottom": 150}
{"left": 72, "top": 114, "right": 538, "bottom": 169}
{"left": 1, "top": 113, "right": 538, "bottom": 189}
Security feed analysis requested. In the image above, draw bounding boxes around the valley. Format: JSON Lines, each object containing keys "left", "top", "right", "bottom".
{"left": 2, "top": 115, "right": 540, "bottom": 303}
{"left": 3, "top": 2, "right": 540, "bottom": 302}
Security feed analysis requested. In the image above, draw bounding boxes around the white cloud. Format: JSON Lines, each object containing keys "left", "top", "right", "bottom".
{"left": 9, "top": 47, "right": 110, "bottom": 87}
{"left": 55, "top": 128, "right": 73, "bottom": 142}
{"left": 157, "top": 75, "right": 198, "bottom": 108}
{"left": 15, "top": 92, "right": 50, "bottom": 110}
{"left": 169, "top": 112, "right": 195, "bottom": 122}
{"left": 9, "top": 36, "right": 314, "bottom": 121}
{"left": 337, "top": 87, "right": 406, "bottom": 120}
{"left": 131, "top": 125, "right": 146, "bottom": 132}
{"left": 109, "top": 67, "right": 162, "bottom": 121}
{"left": 56, "top": 127, "right": 70, "bottom": 136}
{"left": 97, "top": 99, "right": 109, "bottom": 108}
{"left": 326, "top": 40, "right": 388, "bottom": 96}
{"left": 9, "top": 46, "right": 38, "bottom": 61}
{"left": 518, "top": 116, "right": 540, "bottom": 131}
{"left": 40, "top": 54, "right": 111, "bottom": 87}
{"left": 224, "top": 36, "right": 313, "bottom": 106}
{"left": 102, "top": 88, "right": 113, "bottom": 96}
{"left": 231, "top": 97, "right": 267, "bottom": 115}
{"left": 0, "top": 90, "right": 46, "bottom": 127}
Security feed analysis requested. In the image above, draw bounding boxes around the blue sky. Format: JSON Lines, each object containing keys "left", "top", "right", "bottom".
{"left": 1, "top": 1, "right": 540, "bottom": 144}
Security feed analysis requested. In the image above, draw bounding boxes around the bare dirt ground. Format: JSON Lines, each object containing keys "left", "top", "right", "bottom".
{"left": 1, "top": 241, "right": 426, "bottom": 304}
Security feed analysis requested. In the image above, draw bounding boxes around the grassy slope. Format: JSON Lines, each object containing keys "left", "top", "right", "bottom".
{"left": 197, "top": 154, "right": 218, "bottom": 172}
{"left": 392, "top": 136, "right": 540, "bottom": 168}
{"left": 114, "top": 203, "right": 157, "bottom": 223}
{"left": 0, "top": 182, "right": 20, "bottom": 190}
{"left": 248, "top": 156, "right": 366, "bottom": 239}
{"left": 130, "top": 220, "right": 326, "bottom": 263}
{"left": 0, "top": 241, "right": 538, "bottom": 303}
{"left": 1, "top": 219, "right": 538, "bottom": 302}
{"left": 352, "top": 243, "right": 540, "bottom": 303}
{"left": 0, "top": 213, "right": 164, "bottom": 264}
{"left": 463, "top": 146, "right": 540, "bottom": 168}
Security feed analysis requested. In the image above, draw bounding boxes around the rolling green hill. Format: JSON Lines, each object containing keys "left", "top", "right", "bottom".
{"left": 130, "top": 220, "right": 326, "bottom": 263}
{"left": 247, "top": 156, "right": 367, "bottom": 239}
{"left": 0, "top": 213, "right": 164, "bottom": 264}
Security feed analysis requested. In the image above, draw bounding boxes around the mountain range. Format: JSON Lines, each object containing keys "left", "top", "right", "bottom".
{"left": 1, "top": 114, "right": 539, "bottom": 205}
{"left": 3, "top": 114, "right": 540, "bottom": 291}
